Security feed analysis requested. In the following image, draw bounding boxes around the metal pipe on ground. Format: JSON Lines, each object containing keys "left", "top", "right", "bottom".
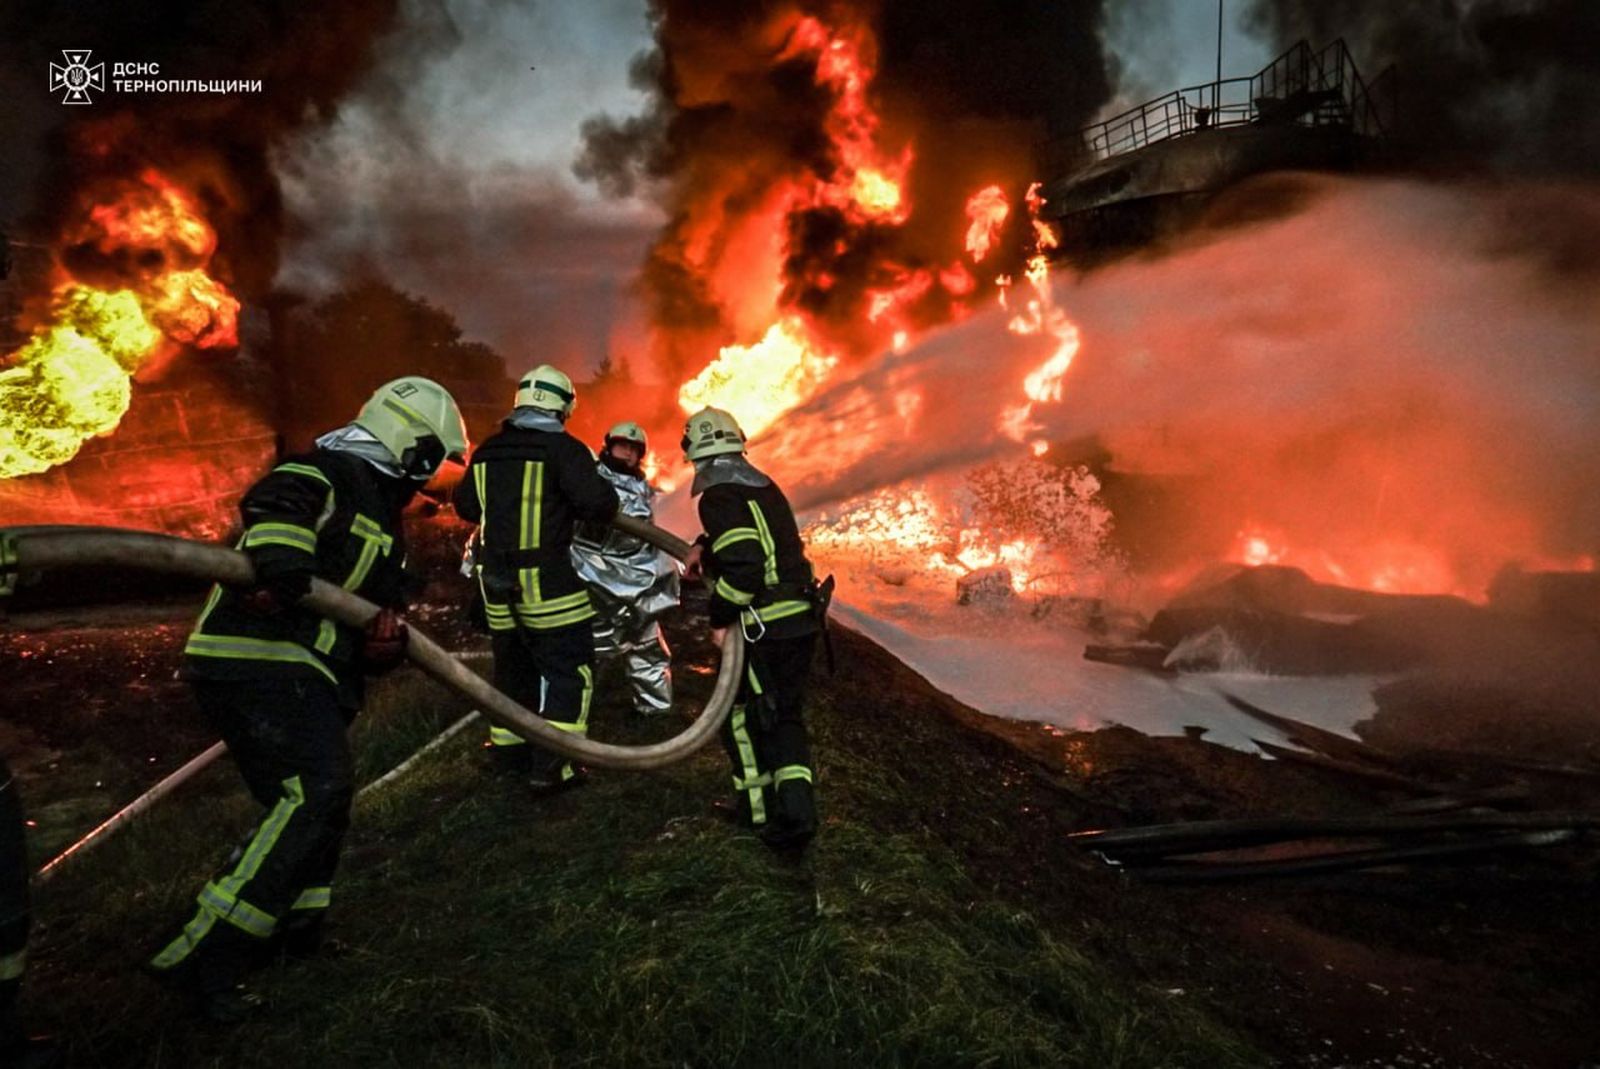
{"left": 356, "top": 711, "right": 482, "bottom": 798}
{"left": 1070, "top": 810, "right": 1600, "bottom": 859}
{"left": 39, "top": 676, "right": 489, "bottom": 879}
{"left": 35, "top": 740, "right": 227, "bottom": 882}
{"left": 1130, "top": 829, "right": 1577, "bottom": 884}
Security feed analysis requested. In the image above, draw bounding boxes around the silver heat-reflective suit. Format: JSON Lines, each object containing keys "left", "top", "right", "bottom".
{"left": 570, "top": 461, "right": 679, "bottom": 714}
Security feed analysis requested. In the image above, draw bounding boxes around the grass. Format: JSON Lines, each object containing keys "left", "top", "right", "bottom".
{"left": 23, "top": 619, "right": 1267, "bottom": 1068}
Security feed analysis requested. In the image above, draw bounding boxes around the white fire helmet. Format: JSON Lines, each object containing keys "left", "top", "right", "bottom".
{"left": 681, "top": 407, "right": 746, "bottom": 462}
{"left": 514, "top": 364, "right": 577, "bottom": 419}
{"left": 354, "top": 377, "right": 470, "bottom": 480}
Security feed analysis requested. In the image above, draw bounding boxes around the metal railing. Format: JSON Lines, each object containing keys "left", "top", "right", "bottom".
{"left": 1073, "top": 39, "right": 1393, "bottom": 164}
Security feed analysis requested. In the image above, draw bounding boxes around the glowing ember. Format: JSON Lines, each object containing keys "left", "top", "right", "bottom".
{"left": 1, "top": 169, "right": 240, "bottom": 480}
{"left": 677, "top": 318, "right": 838, "bottom": 438}
{"left": 964, "top": 185, "right": 1010, "bottom": 263}
{"left": 1239, "top": 532, "right": 1284, "bottom": 567}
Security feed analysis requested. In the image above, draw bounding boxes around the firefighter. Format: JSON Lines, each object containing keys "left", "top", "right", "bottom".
{"left": 149, "top": 377, "right": 469, "bottom": 1023}
{"left": 454, "top": 365, "right": 620, "bottom": 792}
{"left": 571, "top": 422, "right": 678, "bottom": 717}
{"left": 1, "top": 757, "right": 61, "bottom": 1067}
{"left": 681, "top": 407, "right": 823, "bottom": 851}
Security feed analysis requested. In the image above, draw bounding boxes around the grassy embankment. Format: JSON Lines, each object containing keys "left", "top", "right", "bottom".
{"left": 24, "top": 617, "right": 1264, "bottom": 1068}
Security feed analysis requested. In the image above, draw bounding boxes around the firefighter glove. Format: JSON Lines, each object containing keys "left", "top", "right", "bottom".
{"left": 362, "top": 608, "right": 409, "bottom": 673}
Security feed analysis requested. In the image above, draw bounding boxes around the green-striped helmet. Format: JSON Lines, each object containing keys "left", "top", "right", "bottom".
{"left": 354, "top": 377, "right": 469, "bottom": 480}
{"left": 515, "top": 364, "right": 576, "bottom": 419}
{"left": 681, "top": 407, "right": 746, "bottom": 461}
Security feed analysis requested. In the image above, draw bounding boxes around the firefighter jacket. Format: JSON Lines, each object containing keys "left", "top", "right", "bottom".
{"left": 571, "top": 459, "right": 679, "bottom": 618}
{"left": 453, "top": 413, "right": 620, "bottom": 632}
{"left": 182, "top": 449, "right": 412, "bottom": 709}
{"left": 698, "top": 466, "right": 819, "bottom": 640}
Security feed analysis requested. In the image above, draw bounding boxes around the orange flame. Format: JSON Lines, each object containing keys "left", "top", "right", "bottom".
{"left": 998, "top": 185, "right": 1077, "bottom": 441}
{"left": 677, "top": 15, "right": 911, "bottom": 431}
{"left": 784, "top": 16, "right": 912, "bottom": 226}
{"left": 964, "top": 185, "right": 1010, "bottom": 263}
{"left": 678, "top": 317, "right": 838, "bottom": 438}
{"left": 1, "top": 169, "right": 240, "bottom": 479}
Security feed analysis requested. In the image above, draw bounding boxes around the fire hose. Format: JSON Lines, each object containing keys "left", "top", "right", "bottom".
{"left": 0, "top": 517, "right": 743, "bottom": 774}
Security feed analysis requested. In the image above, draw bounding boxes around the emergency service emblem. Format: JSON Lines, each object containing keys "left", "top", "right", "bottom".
{"left": 49, "top": 50, "right": 104, "bottom": 104}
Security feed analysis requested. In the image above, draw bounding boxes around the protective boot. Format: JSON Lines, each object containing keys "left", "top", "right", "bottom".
{"left": 189, "top": 927, "right": 265, "bottom": 1025}
{"left": 485, "top": 738, "right": 533, "bottom": 775}
{"left": 275, "top": 912, "right": 347, "bottom": 963}
{"left": 527, "top": 763, "right": 587, "bottom": 798}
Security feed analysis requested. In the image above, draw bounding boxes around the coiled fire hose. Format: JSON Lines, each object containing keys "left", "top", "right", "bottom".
{"left": 0, "top": 516, "right": 742, "bottom": 773}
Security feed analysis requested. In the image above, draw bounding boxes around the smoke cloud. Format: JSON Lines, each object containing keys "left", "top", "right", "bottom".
{"left": 574, "top": 0, "right": 1118, "bottom": 402}
{"left": 1244, "top": 0, "right": 1600, "bottom": 178}
{"left": 0, "top": 0, "right": 405, "bottom": 297}
{"left": 273, "top": 0, "right": 660, "bottom": 391}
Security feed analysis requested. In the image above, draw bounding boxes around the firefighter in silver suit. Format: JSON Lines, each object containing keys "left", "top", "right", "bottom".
{"left": 571, "top": 421, "right": 678, "bottom": 715}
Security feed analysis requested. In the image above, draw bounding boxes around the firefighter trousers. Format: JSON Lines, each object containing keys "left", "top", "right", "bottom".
{"left": 1, "top": 757, "right": 30, "bottom": 1042}
{"left": 721, "top": 633, "right": 818, "bottom": 840}
{"left": 150, "top": 677, "right": 354, "bottom": 971}
{"left": 486, "top": 618, "right": 595, "bottom": 782}
{"left": 591, "top": 588, "right": 672, "bottom": 715}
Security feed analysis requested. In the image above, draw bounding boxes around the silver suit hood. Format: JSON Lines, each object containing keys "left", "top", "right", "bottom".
{"left": 571, "top": 461, "right": 679, "bottom": 616}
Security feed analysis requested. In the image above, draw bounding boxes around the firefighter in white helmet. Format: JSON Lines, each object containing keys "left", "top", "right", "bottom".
{"left": 570, "top": 421, "right": 678, "bottom": 715}
{"left": 454, "top": 364, "right": 620, "bottom": 790}
{"left": 152, "top": 377, "right": 469, "bottom": 1022}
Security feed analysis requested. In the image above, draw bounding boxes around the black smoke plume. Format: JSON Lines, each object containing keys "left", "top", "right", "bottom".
{"left": 0, "top": 0, "right": 404, "bottom": 299}
{"left": 575, "top": 0, "right": 1116, "bottom": 390}
{"left": 1245, "top": 0, "right": 1600, "bottom": 178}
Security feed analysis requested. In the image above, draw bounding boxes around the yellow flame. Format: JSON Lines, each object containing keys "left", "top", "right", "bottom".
{"left": 849, "top": 167, "right": 906, "bottom": 220}
{"left": 0, "top": 288, "right": 160, "bottom": 478}
{"left": 2, "top": 170, "right": 240, "bottom": 482}
{"left": 964, "top": 185, "right": 1010, "bottom": 263}
{"left": 678, "top": 318, "right": 838, "bottom": 439}
{"left": 804, "top": 486, "right": 1042, "bottom": 590}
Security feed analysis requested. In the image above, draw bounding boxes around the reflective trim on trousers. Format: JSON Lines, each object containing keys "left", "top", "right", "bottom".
{"left": 729, "top": 706, "right": 766, "bottom": 826}
{"left": 488, "top": 724, "right": 527, "bottom": 747}
{"left": 198, "top": 881, "right": 276, "bottom": 937}
{"left": 551, "top": 663, "right": 594, "bottom": 782}
{"left": 513, "top": 604, "right": 595, "bottom": 630}
{"left": 772, "top": 764, "right": 813, "bottom": 786}
{"left": 291, "top": 886, "right": 332, "bottom": 911}
{"left": 150, "top": 775, "right": 306, "bottom": 968}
